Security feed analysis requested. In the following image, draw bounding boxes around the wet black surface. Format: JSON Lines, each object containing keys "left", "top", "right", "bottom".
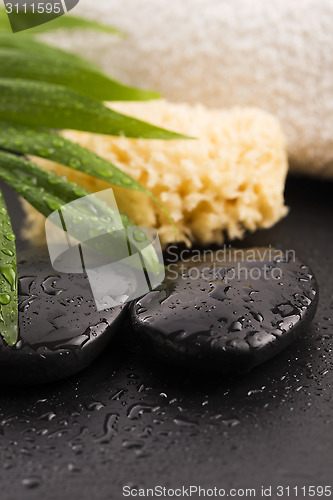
{"left": 132, "top": 250, "right": 318, "bottom": 373}
{"left": 0, "top": 177, "right": 332, "bottom": 499}
{"left": 0, "top": 249, "right": 127, "bottom": 385}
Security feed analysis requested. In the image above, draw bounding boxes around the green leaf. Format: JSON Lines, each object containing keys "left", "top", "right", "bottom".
{"left": 0, "top": 121, "right": 177, "bottom": 233}
{"left": 0, "top": 8, "right": 123, "bottom": 35}
{"left": 0, "top": 187, "right": 18, "bottom": 346}
{"left": 0, "top": 8, "right": 11, "bottom": 31}
{"left": 0, "top": 148, "right": 134, "bottom": 257}
{"left": 0, "top": 150, "right": 161, "bottom": 273}
{"left": 0, "top": 33, "right": 99, "bottom": 70}
{"left": 0, "top": 149, "right": 132, "bottom": 262}
{"left": 0, "top": 78, "right": 189, "bottom": 140}
{"left": 0, "top": 48, "right": 159, "bottom": 101}
{"left": 0, "top": 121, "right": 150, "bottom": 193}
{"left": 0, "top": 149, "right": 106, "bottom": 216}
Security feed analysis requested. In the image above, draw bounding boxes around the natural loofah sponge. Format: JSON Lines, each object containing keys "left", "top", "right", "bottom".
{"left": 44, "top": 0, "right": 333, "bottom": 178}
{"left": 24, "top": 100, "right": 288, "bottom": 247}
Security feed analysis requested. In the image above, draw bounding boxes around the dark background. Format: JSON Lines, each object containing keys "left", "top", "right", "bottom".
{"left": 0, "top": 176, "right": 332, "bottom": 499}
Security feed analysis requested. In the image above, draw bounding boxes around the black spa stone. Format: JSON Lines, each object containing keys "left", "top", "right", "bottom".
{"left": 0, "top": 249, "right": 127, "bottom": 384}
{"left": 131, "top": 248, "right": 319, "bottom": 373}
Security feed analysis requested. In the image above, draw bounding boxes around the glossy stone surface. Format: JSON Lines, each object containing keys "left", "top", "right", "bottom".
{"left": 131, "top": 248, "right": 319, "bottom": 373}
{"left": 0, "top": 249, "right": 127, "bottom": 384}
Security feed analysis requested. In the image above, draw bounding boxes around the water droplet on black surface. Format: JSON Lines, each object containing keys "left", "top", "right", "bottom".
{"left": 21, "top": 477, "right": 40, "bottom": 489}
{"left": 131, "top": 248, "right": 318, "bottom": 373}
{"left": 41, "top": 276, "right": 63, "bottom": 296}
{"left": 127, "top": 403, "right": 159, "bottom": 420}
{"left": 0, "top": 248, "right": 127, "bottom": 385}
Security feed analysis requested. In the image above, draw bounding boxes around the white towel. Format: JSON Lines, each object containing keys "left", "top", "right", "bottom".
{"left": 43, "top": 0, "right": 333, "bottom": 179}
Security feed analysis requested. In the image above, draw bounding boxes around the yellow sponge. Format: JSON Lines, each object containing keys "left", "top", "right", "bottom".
{"left": 24, "top": 100, "right": 288, "bottom": 247}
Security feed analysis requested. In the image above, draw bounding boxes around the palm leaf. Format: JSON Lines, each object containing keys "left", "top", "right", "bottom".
{"left": 0, "top": 121, "right": 177, "bottom": 231}
{"left": 0, "top": 186, "right": 17, "bottom": 346}
{"left": 0, "top": 78, "right": 188, "bottom": 139}
{"left": 0, "top": 48, "right": 159, "bottom": 101}
{"left": 0, "top": 33, "right": 99, "bottom": 70}
{"left": 0, "top": 150, "right": 160, "bottom": 273}
{"left": 0, "top": 149, "right": 91, "bottom": 213}
{"left": 0, "top": 121, "right": 150, "bottom": 193}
